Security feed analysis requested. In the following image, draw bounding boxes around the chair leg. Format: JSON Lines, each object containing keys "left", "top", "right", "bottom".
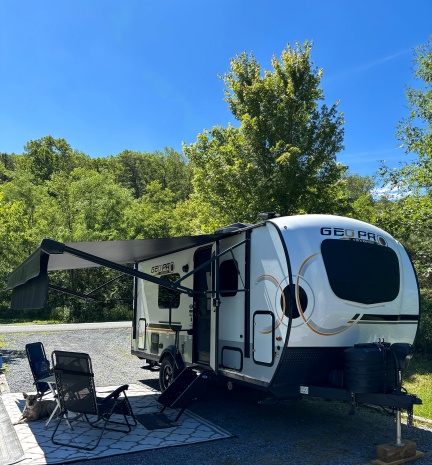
{"left": 174, "top": 407, "right": 186, "bottom": 422}
{"left": 102, "top": 408, "right": 137, "bottom": 433}
{"left": 158, "top": 404, "right": 185, "bottom": 422}
{"left": 45, "top": 402, "right": 60, "bottom": 428}
{"left": 98, "top": 396, "right": 137, "bottom": 433}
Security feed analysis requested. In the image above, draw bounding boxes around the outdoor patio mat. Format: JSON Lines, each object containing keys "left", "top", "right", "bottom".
{"left": 1, "top": 384, "right": 233, "bottom": 465}
{"left": 0, "top": 397, "right": 25, "bottom": 465}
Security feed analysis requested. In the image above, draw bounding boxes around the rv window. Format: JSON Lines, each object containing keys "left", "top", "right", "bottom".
{"left": 219, "top": 259, "right": 238, "bottom": 297}
{"left": 321, "top": 239, "right": 400, "bottom": 305}
{"left": 280, "top": 285, "right": 308, "bottom": 319}
{"left": 158, "top": 273, "right": 181, "bottom": 308}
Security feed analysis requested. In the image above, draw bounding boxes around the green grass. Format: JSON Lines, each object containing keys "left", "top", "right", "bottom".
{"left": 0, "top": 319, "right": 60, "bottom": 325}
{"left": 403, "top": 355, "right": 432, "bottom": 421}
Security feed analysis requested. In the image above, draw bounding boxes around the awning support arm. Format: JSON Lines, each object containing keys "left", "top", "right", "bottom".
{"left": 49, "top": 283, "right": 133, "bottom": 304}
{"left": 49, "top": 284, "right": 101, "bottom": 302}
{"left": 85, "top": 273, "right": 126, "bottom": 297}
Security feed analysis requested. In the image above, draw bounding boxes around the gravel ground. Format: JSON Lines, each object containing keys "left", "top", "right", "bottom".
{"left": 1, "top": 326, "right": 432, "bottom": 465}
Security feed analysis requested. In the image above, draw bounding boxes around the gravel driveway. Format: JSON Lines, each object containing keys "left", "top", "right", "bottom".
{"left": 1, "top": 325, "right": 431, "bottom": 465}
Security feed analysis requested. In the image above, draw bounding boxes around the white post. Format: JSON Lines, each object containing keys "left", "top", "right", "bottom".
{"left": 395, "top": 409, "right": 403, "bottom": 446}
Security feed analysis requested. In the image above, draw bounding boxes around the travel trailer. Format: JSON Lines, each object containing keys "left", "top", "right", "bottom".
{"left": 7, "top": 214, "right": 421, "bottom": 428}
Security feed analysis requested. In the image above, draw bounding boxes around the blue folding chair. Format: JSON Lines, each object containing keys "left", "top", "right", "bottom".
{"left": 25, "top": 342, "right": 52, "bottom": 398}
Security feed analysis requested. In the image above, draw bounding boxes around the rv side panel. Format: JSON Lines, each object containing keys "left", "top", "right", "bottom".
{"left": 132, "top": 249, "right": 196, "bottom": 363}
{"left": 216, "top": 224, "right": 290, "bottom": 386}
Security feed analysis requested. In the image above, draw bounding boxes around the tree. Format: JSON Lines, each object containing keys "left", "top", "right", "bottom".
{"left": 0, "top": 193, "right": 28, "bottom": 314}
{"left": 397, "top": 36, "right": 432, "bottom": 164}
{"left": 185, "top": 41, "right": 348, "bottom": 224}
{"left": 185, "top": 124, "right": 262, "bottom": 224}
{"left": 21, "top": 136, "right": 89, "bottom": 183}
{"left": 0, "top": 172, "right": 56, "bottom": 319}
{"left": 377, "top": 36, "right": 432, "bottom": 294}
{"left": 44, "top": 167, "right": 136, "bottom": 321}
{"left": 0, "top": 153, "right": 15, "bottom": 183}
{"left": 344, "top": 173, "right": 375, "bottom": 203}
{"left": 381, "top": 36, "right": 432, "bottom": 194}
{"left": 112, "top": 148, "right": 192, "bottom": 201}
{"left": 378, "top": 35, "right": 432, "bottom": 232}
{"left": 343, "top": 173, "right": 377, "bottom": 223}
{"left": 152, "top": 148, "right": 193, "bottom": 202}
{"left": 0, "top": 170, "right": 52, "bottom": 250}
{"left": 47, "top": 167, "right": 134, "bottom": 242}
{"left": 1, "top": 137, "right": 194, "bottom": 321}
{"left": 170, "top": 194, "right": 226, "bottom": 236}
{"left": 125, "top": 181, "right": 176, "bottom": 239}
{"left": 110, "top": 150, "right": 156, "bottom": 199}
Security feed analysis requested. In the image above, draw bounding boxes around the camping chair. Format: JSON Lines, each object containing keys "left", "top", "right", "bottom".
{"left": 25, "top": 342, "right": 53, "bottom": 398}
{"left": 51, "top": 350, "right": 137, "bottom": 451}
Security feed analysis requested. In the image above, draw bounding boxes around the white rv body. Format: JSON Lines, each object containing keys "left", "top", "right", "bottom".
{"left": 131, "top": 214, "right": 419, "bottom": 395}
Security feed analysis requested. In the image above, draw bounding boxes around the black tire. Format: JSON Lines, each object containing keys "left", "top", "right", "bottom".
{"left": 159, "top": 356, "right": 179, "bottom": 392}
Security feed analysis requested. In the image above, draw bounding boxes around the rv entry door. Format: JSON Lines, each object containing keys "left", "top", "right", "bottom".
{"left": 193, "top": 247, "right": 212, "bottom": 364}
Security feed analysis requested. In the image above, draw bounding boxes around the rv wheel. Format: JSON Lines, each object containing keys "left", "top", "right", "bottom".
{"left": 159, "top": 356, "right": 179, "bottom": 392}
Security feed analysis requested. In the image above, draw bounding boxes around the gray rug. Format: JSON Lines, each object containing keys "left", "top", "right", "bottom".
{"left": 0, "top": 397, "right": 26, "bottom": 465}
{"left": 2, "top": 384, "right": 232, "bottom": 465}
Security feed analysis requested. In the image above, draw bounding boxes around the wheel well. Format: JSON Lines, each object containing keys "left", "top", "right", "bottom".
{"left": 159, "top": 346, "right": 185, "bottom": 371}
{"left": 159, "top": 346, "right": 175, "bottom": 364}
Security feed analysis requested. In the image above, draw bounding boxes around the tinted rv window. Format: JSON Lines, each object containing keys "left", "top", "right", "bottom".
{"left": 219, "top": 259, "right": 238, "bottom": 297}
{"left": 280, "top": 285, "right": 308, "bottom": 319}
{"left": 158, "top": 273, "right": 181, "bottom": 308}
{"left": 321, "top": 239, "right": 400, "bottom": 304}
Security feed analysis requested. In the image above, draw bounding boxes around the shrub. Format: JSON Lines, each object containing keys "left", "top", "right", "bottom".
{"left": 415, "top": 291, "right": 432, "bottom": 355}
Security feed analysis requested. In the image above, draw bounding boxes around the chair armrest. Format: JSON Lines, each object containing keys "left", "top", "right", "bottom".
{"left": 102, "top": 384, "right": 129, "bottom": 402}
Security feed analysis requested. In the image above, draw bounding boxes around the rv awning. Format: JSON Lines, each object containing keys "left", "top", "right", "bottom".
{"left": 6, "top": 230, "right": 242, "bottom": 310}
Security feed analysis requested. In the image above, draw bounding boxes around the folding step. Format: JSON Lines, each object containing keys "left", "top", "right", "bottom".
{"left": 157, "top": 367, "right": 211, "bottom": 421}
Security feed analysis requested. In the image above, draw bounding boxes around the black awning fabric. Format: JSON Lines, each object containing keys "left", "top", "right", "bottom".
{"left": 9, "top": 250, "right": 50, "bottom": 310}
{"left": 6, "top": 230, "right": 241, "bottom": 310}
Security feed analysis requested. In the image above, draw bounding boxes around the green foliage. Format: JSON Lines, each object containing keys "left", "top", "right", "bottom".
{"left": 343, "top": 173, "right": 377, "bottom": 224}
{"left": 170, "top": 195, "right": 229, "bottom": 236}
{"left": 413, "top": 292, "right": 432, "bottom": 355}
{"left": 0, "top": 152, "right": 16, "bottom": 183}
{"left": 185, "top": 125, "right": 262, "bottom": 224}
{"left": 111, "top": 148, "right": 193, "bottom": 202}
{"left": 377, "top": 36, "right": 432, "bottom": 297}
{"left": 396, "top": 35, "right": 432, "bottom": 162}
{"left": 46, "top": 268, "right": 133, "bottom": 323}
{"left": 47, "top": 168, "right": 134, "bottom": 242}
{"left": 0, "top": 137, "right": 192, "bottom": 322}
{"left": 20, "top": 136, "right": 89, "bottom": 183}
{"left": 125, "top": 181, "right": 176, "bottom": 239}
{"left": 379, "top": 36, "right": 431, "bottom": 197}
{"left": 185, "top": 41, "right": 348, "bottom": 224}
{"left": 344, "top": 173, "right": 375, "bottom": 203}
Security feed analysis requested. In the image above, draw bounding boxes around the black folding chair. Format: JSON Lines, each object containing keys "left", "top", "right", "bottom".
{"left": 25, "top": 342, "right": 52, "bottom": 398}
{"left": 51, "top": 350, "right": 137, "bottom": 451}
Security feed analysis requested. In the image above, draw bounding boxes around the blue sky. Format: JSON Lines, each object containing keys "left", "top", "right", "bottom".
{"left": 1, "top": 1, "right": 431, "bottom": 177}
